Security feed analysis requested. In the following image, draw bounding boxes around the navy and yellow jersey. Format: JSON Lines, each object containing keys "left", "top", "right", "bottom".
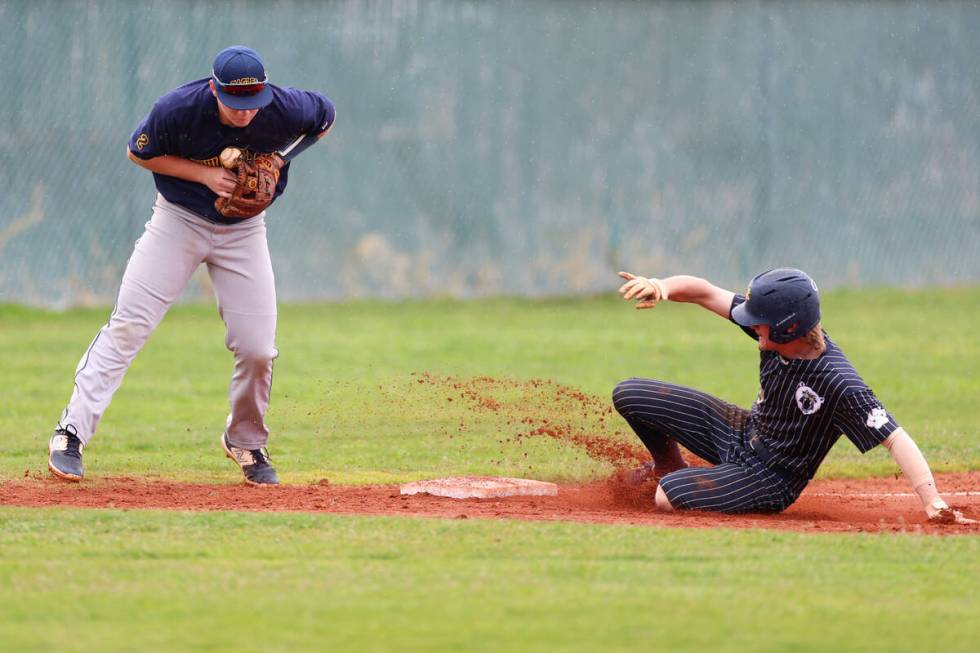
{"left": 729, "top": 294, "right": 899, "bottom": 479}
{"left": 128, "top": 78, "right": 335, "bottom": 224}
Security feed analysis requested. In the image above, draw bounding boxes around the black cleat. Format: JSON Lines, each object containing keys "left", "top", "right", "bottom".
{"left": 626, "top": 461, "right": 659, "bottom": 486}
{"left": 48, "top": 428, "right": 84, "bottom": 481}
{"left": 221, "top": 433, "right": 279, "bottom": 486}
{"left": 626, "top": 460, "right": 688, "bottom": 486}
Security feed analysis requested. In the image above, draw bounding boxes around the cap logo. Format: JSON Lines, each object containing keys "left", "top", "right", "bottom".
{"left": 745, "top": 287, "right": 751, "bottom": 301}
{"left": 228, "top": 77, "right": 260, "bottom": 85}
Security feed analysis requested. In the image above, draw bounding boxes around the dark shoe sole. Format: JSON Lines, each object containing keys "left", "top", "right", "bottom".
{"left": 48, "top": 460, "right": 82, "bottom": 482}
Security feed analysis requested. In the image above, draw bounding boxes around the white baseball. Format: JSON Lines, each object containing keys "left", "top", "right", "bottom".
{"left": 219, "top": 147, "right": 242, "bottom": 169}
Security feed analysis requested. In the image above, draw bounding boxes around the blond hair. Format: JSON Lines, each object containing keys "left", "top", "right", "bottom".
{"left": 802, "top": 323, "right": 826, "bottom": 353}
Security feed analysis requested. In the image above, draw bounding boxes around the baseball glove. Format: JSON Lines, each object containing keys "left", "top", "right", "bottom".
{"left": 214, "top": 153, "right": 284, "bottom": 219}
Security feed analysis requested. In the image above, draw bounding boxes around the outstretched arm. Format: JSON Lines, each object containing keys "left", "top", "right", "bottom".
{"left": 882, "top": 427, "right": 975, "bottom": 524}
{"left": 617, "top": 272, "right": 735, "bottom": 319}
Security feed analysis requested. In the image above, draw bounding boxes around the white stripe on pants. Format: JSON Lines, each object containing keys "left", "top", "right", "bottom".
{"left": 59, "top": 194, "right": 278, "bottom": 449}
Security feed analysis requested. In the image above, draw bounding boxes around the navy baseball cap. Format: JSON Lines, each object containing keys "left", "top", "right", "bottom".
{"left": 211, "top": 45, "right": 273, "bottom": 110}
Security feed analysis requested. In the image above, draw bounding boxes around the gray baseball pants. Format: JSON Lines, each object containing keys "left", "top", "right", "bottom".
{"left": 58, "top": 194, "right": 278, "bottom": 450}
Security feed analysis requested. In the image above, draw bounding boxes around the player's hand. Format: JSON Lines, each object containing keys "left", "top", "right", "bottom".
{"left": 200, "top": 166, "right": 239, "bottom": 198}
{"left": 926, "top": 501, "right": 978, "bottom": 525}
{"left": 618, "top": 271, "right": 668, "bottom": 309}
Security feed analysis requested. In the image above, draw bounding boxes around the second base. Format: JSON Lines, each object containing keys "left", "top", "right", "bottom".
{"left": 399, "top": 476, "right": 558, "bottom": 499}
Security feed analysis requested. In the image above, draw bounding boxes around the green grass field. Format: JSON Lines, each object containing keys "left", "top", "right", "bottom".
{"left": 2, "top": 509, "right": 978, "bottom": 653}
{"left": 1, "top": 289, "right": 979, "bottom": 652}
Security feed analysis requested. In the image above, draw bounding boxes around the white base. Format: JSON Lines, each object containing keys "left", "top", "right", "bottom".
{"left": 399, "top": 476, "right": 558, "bottom": 499}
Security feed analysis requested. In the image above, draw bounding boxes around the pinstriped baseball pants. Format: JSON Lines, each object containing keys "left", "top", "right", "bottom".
{"left": 58, "top": 194, "right": 278, "bottom": 450}
{"left": 612, "top": 378, "right": 806, "bottom": 513}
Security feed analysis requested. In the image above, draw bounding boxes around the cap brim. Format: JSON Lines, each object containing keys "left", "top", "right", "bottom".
{"left": 216, "top": 85, "right": 273, "bottom": 110}
{"left": 731, "top": 301, "right": 766, "bottom": 327}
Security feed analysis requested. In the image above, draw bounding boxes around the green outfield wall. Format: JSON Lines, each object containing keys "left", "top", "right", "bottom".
{"left": 1, "top": 0, "right": 979, "bottom": 307}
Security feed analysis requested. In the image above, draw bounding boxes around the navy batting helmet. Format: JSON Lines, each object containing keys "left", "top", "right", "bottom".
{"left": 731, "top": 268, "right": 820, "bottom": 344}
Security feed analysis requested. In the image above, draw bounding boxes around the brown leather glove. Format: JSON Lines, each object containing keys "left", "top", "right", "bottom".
{"left": 214, "top": 153, "right": 283, "bottom": 219}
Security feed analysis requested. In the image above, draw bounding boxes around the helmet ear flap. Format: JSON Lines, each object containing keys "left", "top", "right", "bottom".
{"left": 775, "top": 321, "right": 800, "bottom": 344}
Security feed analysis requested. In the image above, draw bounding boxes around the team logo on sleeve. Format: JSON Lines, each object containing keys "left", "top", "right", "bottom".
{"left": 135, "top": 133, "right": 149, "bottom": 151}
{"left": 866, "top": 407, "right": 889, "bottom": 429}
{"left": 794, "top": 383, "right": 824, "bottom": 415}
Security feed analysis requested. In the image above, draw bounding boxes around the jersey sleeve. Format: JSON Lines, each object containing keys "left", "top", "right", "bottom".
{"left": 309, "top": 92, "right": 336, "bottom": 135}
{"left": 286, "top": 89, "right": 335, "bottom": 136}
{"left": 128, "top": 101, "right": 177, "bottom": 159}
{"left": 834, "top": 388, "right": 899, "bottom": 453}
{"left": 729, "top": 295, "right": 760, "bottom": 340}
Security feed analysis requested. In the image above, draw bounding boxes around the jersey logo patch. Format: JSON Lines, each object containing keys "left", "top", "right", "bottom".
{"left": 795, "top": 383, "right": 824, "bottom": 415}
{"left": 866, "top": 407, "right": 889, "bottom": 429}
{"left": 135, "top": 133, "right": 149, "bottom": 151}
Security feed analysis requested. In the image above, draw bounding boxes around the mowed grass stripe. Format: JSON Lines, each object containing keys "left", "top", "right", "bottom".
{"left": 0, "top": 507, "right": 978, "bottom": 653}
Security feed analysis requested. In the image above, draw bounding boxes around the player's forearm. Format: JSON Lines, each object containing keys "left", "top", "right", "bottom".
{"left": 658, "top": 276, "right": 712, "bottom": 302}
{"left": 660, "top": 276, "right": 735, "bottom": 317}
{"left": 127, "top": 150, "right": 213, "bottom": 186}
{"left": 279, "top": 127, "right": 330, "bottom": 163}
{"left": 882, "top": 428, "right": 947, "bottom": 516}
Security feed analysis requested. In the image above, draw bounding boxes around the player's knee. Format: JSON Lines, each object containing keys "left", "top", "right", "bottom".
{"left": 106, "top": 316, "right": 152, "bottom": 357}
{"left": 612, "top": 378, "right": 640, "bottom": 417}
{"left": 232, "top": 342, "right": 278, "bottom": 367}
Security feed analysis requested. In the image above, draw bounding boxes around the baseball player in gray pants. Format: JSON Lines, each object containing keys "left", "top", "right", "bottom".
{"left": 48, "top": 45, "right": 335, "bottom": 485}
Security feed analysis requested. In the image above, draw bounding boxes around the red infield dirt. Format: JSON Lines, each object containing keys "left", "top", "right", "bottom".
{"left": 6, "top": 374, "right": 976, "bottom": 535}
{"left": 1, "top": 472, "right": 978, "bottom": 535}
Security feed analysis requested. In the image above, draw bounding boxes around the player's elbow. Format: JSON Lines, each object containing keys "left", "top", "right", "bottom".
{"left": 881, "top": 427, "right": 909, "bottom": 451}
{"left": 127, "top": 148, "right": 152, "bottom": 168}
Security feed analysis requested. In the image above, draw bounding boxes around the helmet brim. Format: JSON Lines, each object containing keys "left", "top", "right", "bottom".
{"left": 731, "top": 301, "right": 768, "bottom": 328}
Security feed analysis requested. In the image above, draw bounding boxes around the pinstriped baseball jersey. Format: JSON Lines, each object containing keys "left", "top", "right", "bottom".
{"left": 612, "top": 294, "right": 902, "bottom": 513}
{"left": 731, "top": 294, "right": 899, "bottom": 479}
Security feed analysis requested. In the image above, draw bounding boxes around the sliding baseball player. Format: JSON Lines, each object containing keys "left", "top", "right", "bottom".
{"left": 613, "top": 268, "right": 973, "bottom": 524}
